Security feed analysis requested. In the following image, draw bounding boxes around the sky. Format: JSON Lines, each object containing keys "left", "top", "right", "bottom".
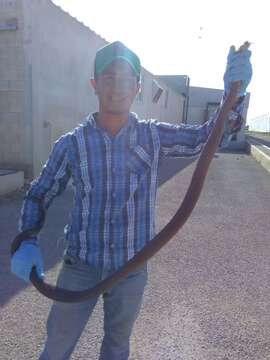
{"left": 53, "top": 0, "right": 270, "bottom": 120}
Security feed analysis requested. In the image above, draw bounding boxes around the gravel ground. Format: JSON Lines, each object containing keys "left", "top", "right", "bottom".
{"left": 1, "top": 152, "right": 270, "bottom": 360}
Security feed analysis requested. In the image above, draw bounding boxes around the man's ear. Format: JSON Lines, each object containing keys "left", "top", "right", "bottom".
{"left": 136, "top": 82, "right": 141, "bottom": 95}
{"left": 90, "top": 78, "right": 98, "bottom": 94}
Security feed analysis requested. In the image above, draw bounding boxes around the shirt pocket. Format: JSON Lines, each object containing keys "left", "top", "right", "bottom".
{"left": 126, "top": 144, "right": 153, "bottom": 177}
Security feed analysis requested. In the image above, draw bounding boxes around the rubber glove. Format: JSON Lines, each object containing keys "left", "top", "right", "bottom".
{"left": 11, "top": 241, "right": 44, "bottom": 282}
{"left": 223, "top": 45, "right": 252, "bottom": 96}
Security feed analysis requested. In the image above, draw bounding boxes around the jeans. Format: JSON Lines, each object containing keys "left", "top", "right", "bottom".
{"left": 39, "top": 254, "right": 148, "bottom": 360}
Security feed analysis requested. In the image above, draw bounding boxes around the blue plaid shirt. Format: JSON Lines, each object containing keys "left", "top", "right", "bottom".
{"left": 19, "top": 98, "right": 244, "bottom": 270}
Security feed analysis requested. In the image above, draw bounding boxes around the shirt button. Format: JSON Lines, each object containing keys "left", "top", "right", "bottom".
{"left": 110, "top": 244, "right": 115, "bottom": 249}
{"left": 112, "top": 192, "right": 116, "bottom": 198}
{"left": 110, "top": 219, "right": 115, "bottom": 224}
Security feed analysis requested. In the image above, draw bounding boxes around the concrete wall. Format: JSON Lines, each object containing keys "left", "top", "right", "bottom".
{"left": 132, "top": 69, "right": 183, "bottom": 124}
{"left": 187, "top": 86, "right": 251, "bottom": 148}
{"left": 0, "top": 0, "right": 184, "bottom": 178}
{"left": 22, "top": 0, "right": 107, "bottom": 176}
{"left": 188, "top": 86, "right": 250, "bottom": 124}
{"left": 23, "top": 0, "right": 184, "bottom": 176}
{"left": 0, "top": 0, "right": 33, "bottom": 175}
{"left": 187, "top": 86, "right": 224, "bottom": 125}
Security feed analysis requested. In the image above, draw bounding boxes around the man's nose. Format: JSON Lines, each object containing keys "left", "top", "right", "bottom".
{"left": 112, "top": 78, "right": 124, "bottom": 90}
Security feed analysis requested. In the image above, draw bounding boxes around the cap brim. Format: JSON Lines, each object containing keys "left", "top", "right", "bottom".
{"left": 96, "top": 56, "right": 140, "bottom": 78}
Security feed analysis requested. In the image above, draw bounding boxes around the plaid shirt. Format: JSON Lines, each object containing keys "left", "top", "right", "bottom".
{"left": 19, "top": 98, "right": 244, "bottom": 270}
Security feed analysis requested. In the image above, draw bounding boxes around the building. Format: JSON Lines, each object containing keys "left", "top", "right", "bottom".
{"left": 0, "top": 0, "right": 251, "bottom": 194}
{"left": 158, "top": 75, "right": 190, "bottom": 124}
{"left": 159, "top": 75, "right": 250, "bottom": 148}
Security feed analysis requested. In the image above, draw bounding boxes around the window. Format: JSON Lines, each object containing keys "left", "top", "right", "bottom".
{"left": 152, "top": 79, "right": 163, "bottom": 104}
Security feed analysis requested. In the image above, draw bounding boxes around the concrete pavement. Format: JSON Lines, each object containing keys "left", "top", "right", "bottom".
{"left": 1, "top": 152, "right": 270, "bottom": 359}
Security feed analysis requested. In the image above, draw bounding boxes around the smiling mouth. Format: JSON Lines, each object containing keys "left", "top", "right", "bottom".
{"left": 109, "top": 96, "right": 127, "bottom": 102}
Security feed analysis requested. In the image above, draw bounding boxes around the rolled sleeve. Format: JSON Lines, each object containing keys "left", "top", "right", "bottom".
{"left": 154, "top": 115, "right": 218, "bottom": 158}
{"left": 19, "top": 135, "right": 71, "bottom": 234}
{"left": 155, "top": 94, "right": 246, "bottom": 157}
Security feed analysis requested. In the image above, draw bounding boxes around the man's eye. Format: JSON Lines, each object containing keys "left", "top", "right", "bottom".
{"left": 101, "top": 75, "right": 113, "bottom": 82}
{"left": 99, "top": 75, "right": 136, "bottom": 88}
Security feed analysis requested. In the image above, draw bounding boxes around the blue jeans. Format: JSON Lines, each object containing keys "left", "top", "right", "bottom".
{"left": 39, "top": 254, "right": 148, "bottom": 360}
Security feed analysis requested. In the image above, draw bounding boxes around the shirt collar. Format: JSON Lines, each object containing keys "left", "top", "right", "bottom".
{"left": 86, "top": 112, "right": 138, "bottom": 133}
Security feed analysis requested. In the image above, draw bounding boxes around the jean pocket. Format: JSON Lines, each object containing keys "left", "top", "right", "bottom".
{"left": 126, "top": 263, "right": 148, "bottom": 279}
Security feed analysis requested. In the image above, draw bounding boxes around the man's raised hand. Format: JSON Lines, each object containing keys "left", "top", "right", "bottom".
{"left": 223, "top": 41, "right": 252, "bottom": 97}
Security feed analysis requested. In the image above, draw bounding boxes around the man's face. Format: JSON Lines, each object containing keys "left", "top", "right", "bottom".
{"left": 91, "top": 60, "right": 140, "bottom": 115}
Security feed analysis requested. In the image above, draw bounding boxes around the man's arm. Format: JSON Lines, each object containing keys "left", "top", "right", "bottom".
{"left": 155, "top": 42, "right": 252, "bottom": 158}
{"left": 154, "top": 94, "right": 245, "bottom": 158}
{"left": 19, "top": 135, "right": 71, "bottom": 242}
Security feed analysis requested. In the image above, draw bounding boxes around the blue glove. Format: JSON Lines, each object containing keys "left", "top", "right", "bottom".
{"left": 11, "top": 241, "right": 44, "bottom": 282}
{"left": 223, "top": 46, "right": 252, "bottom": 96}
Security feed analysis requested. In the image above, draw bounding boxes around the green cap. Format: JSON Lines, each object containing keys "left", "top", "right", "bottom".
{"left": 94, "top": 41, "right": 141, "bottom": 79}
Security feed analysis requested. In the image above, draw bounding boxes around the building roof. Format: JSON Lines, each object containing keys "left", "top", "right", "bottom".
{"left": 157, "top": 75, "right": 189, "bottom": 96}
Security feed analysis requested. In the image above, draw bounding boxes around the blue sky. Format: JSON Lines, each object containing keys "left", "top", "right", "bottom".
{"left": 53, "top": 0, "right": 269, "bottom": 120}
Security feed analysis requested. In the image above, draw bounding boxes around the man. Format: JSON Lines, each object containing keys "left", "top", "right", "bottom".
{"left": 11, "top": 41, "right": 252, "bottom": 359}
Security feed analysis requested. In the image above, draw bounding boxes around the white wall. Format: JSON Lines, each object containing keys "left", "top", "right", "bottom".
{"left": 188, "top": 86, "right": 224, "bottom": 125}
{"left": 132, "top": 69, "right": 183, "bottom": 124}
{"left": 0, "top": 0, "right": 33, "bottom": 175}
{"left": 0, "top": 0, "right": 185, "bottom": 178}
{"left": 23, "top": 0, "right": 184, "bottom": 176}
{"left": 23, "top": 0, "right": 107, "bottom": 176}
{"left": 188, "top": 86, "right": 251, "bottom": 149}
